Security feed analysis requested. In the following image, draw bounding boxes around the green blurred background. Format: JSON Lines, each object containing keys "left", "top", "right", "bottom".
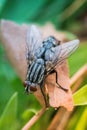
{"left": 0, "top": 0, "right": 87, "bottom": 130}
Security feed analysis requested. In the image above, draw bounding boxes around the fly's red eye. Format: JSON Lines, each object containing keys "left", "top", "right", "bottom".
{"left": 30, "top": 86, "right": 37, "bottom": 92}
{"left": 23, "top": 82, "right": 27, "bottom": 87}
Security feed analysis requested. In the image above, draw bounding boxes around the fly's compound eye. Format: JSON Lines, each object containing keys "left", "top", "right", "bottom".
{"left": 30, "top": 86, "right": 37, "bottom": 92}
{"left": 23, "top": 81, "right": 28, "bottom": 87}
{"left": 23, "top": 81, "right": 37, "bottom": 92}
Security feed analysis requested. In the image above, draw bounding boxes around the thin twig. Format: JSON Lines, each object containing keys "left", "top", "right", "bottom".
{"left": 72, "top": 77, "right": 83, "bottom": 93}
{"left": 70, "top": 64, "right": 87, "bottom": 86}
{"left": 56, "top": 77, "right": 83, "bottom": 130}
{"left": 47, "top": 108, "right": 66, "bottom": 130}
{"left": 56, "top": 111, "right": 71, "bottom": 130}
{"left": 22, "top": 107, "right": 46, "bottom": 130}
{"left": 47, "top": 64, "right": 87, "bottom": 130}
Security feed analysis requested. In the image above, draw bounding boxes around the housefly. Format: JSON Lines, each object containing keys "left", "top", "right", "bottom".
{"left": 24, "top": 25, "right": 79, "bottom": 107}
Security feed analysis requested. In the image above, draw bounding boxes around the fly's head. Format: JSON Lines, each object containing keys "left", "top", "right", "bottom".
{"left": 43, "top": 36, "right": 61, "bottom": 49}
{"left": 23, "top": 81, "right": 37, "bottom": 93}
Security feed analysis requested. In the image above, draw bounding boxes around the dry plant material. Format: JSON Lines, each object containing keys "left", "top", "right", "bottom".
{"left": 0, "top": 20, "right": 74, "bottom": 111}
{"left": 45, "top": 62, "right": 73, "bottom": 110}
{"left": 48, "top": 64, "right": 87, "bottom": 130}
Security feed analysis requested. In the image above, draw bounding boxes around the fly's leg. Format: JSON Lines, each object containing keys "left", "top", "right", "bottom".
{"left": 49, "top": 69, "right": 68, "bottom": 92}
{"left": 40, "top": 81, "right": 49, "bottom": 108}
{"left": 25, "top": 86, "right": 30, "bottom": 94}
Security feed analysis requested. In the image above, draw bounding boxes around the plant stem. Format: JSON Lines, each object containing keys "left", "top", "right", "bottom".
{"left": 22, "top": 107, "right": 46, "bottom": 130}
{"left": 70, "top": 64, "right": 87, "bottom": 86}
{"left": 48, "top": 64, "right": 87, "bottom": 130}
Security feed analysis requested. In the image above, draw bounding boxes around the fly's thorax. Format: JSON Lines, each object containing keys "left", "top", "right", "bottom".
{"left": 26, "top": 58, "right": 45, "bottom": 87}
{"left": 36, "top": 58, "right": 45, "bottom": 64}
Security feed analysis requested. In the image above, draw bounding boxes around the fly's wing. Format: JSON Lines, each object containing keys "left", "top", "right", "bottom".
{"left": 46, "top": 39, "right": 79, "bottom": 73}
{"left": 26, "top": 25, "right": 43, "bottom": 63}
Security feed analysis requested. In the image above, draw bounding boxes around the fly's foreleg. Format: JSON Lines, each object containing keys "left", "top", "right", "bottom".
{"left": 50, "top": 69, "right": 68, "bottom": 92}
{"left": 40, "top": 81, "right": 49, "bottom": 108}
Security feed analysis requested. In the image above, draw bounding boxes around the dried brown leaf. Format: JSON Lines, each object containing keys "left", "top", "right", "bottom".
{"left": 0, "top": 20, "right": 74, "bottom": 111}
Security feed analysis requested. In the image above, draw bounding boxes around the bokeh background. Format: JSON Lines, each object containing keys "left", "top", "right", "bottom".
{"left": 0, "top": 0, "right": 87, "bottom": 130}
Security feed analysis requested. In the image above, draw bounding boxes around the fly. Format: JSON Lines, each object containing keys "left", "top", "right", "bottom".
{"left": 24, "top": 25, "right": 79, "bottom": 107}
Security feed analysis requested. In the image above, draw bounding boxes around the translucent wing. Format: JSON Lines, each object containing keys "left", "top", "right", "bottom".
{"left": 46, "top": 39, "right": 79, "bottom": 72}
{"left": 26, "top": 25, "right": 43, "bottom": 62}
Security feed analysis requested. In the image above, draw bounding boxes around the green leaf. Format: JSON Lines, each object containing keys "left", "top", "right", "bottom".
{"left": 66, "top": 107, "right": 86, "bottom": 130}
{"left": 0, "top": 0, "right": 7, "bottom": 13}
{"left": 0, "top": 93, "right": 18, "bottom": 130}
{"left": 64, "top": 31, "right": 77, "bottom": 40}
{"left": 69, "top": 43, "right": 87, "bottom": 76}
{"left": 75, "top": 107, "right": 87, "bottom": 130}
{"left": 0, "top": 0, "right": 46, "bottom": 22}
{"left": 22, "top": 108, "right": 38, "bottom": 120}
{"left": 73, "top": 85, "right": 87, "bottom": 106}
{"left": 36, "top": 0, "right": 69, "bottom": 22}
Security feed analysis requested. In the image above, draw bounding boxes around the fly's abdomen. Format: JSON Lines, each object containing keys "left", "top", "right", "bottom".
{"left": 27, "top": 58, "right": 45, "bottom": 84}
